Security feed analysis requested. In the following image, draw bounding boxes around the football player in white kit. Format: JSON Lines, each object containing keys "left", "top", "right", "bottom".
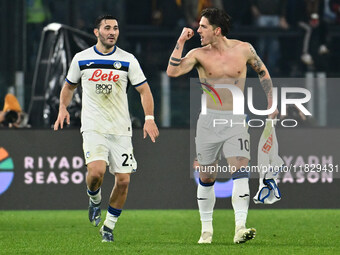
{"left": 54, "top": 15, "right": 159, "bottom": 242}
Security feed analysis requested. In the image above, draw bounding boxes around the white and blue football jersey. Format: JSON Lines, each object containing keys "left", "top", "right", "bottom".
{"left": 66, "top": 45, "right": 147, "bottom": 136}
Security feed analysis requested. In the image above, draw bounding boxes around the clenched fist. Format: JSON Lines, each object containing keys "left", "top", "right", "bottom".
{"left": 178, "top": 27, "right": 194, "bottom": 43}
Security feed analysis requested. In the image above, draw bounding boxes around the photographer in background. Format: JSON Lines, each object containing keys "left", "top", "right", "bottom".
{"left": 0, "top": 94, "right": 29, "bottom": 128}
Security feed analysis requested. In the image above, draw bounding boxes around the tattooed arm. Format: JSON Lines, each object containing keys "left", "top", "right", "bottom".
{"left": 166, "top": 27, "right": 198, "bottom": 77}
{"left": 247, "top": 43, "right": 278, "bottom": 118}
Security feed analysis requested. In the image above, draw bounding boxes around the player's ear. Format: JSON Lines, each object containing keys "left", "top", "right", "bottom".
{"left": 215, "top": 27, "right": 221, "bottom": 36}
{"left": 93, "top": 28, "right": 99, "bottom": 37}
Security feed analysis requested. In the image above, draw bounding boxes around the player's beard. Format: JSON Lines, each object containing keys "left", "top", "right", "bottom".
{"left": 98, "top": 31, "right": 117, "bottom": 49}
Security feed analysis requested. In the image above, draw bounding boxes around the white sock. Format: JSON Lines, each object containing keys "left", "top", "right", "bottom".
{"left": 87, "top": 187, "right": 101, "bottom": 205}
{"left": 104, "top": 212, "right": 119, "bottom": 230}
{"left": 104, "top": 206, "right": 122, "bottom": 230}
{"left": 232, "top": 177, "right": 250, "bottom": 229}
{"left": 201, "top": 221, "right": 213, "bottom": 234}
{"left": 197, "top": 180, "right": 215, "bottom": 233}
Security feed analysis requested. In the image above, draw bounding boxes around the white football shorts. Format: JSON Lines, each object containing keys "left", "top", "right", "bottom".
{"left": 196, "top": 109, "right": 250, "bottom": 165}
{"left": 82, "top": 131, "right": 137, "bottom": 174}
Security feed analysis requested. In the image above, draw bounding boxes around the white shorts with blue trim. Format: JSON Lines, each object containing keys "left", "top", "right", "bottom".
{"left": 196, "top": 109, "right": 250, "bottom": 165}
{"left": 82, "top": 131, "right": 137, "bottom": 174}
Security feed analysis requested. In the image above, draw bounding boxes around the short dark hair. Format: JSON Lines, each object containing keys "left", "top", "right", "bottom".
{"left": 201, "top": 8, "right": 231, "bottom": 36}
{"left": 94, "top": 15, "right": 118, "bottom": 29}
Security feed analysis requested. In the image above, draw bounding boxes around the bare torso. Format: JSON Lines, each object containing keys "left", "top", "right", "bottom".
{"left": 195, "top": 39, "right": 248, "bottom": 110}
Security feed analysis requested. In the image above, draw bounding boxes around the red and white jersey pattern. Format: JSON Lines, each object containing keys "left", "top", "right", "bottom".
{"left": 66, "top": 45, "right": 147, "bottom": 136}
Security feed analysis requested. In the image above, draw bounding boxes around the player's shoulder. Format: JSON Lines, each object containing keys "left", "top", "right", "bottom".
{"left": 231, "top": 39, "right": 252, "bottom": 50}
{"left": 73, "top": 46, "right": 95, "bottom": 59}
{"left": 78, "top": 46, "right": 95, "bottom": 55}
{"left": 115, "top": 46, "right": 137, "bottom": 61}
{"left": 187, "top": 46, "right": 207, "bottom": 57}
{"left": 231, "top": 40, "right": 255, "bottom": 56}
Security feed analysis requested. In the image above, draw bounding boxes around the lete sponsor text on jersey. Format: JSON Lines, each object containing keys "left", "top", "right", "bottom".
{"left": 89, "top": 69, "right": 119, "bottom": 82}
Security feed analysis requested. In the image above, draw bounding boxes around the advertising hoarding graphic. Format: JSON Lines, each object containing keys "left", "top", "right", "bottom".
{"left": 0, "top": 147, "right": 14, "bottom": 195}
{"left": 0, "top": 129, "right": 339, "bottom": 209}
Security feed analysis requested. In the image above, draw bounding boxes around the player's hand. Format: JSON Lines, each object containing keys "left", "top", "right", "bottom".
{"left": 143, "top": 119, "right": 159, "bottom": 143}
{"left": 178, "top": 27, "right": 194, "bottom": 43}
{"left": 268, "top": 108, "right": 279, "bottom": 119}
{"left": 54, "top": 106, "right": 70, "bottom": 130}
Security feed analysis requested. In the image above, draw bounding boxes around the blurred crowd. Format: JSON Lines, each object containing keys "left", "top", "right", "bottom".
{"left": 26, "top": 0, "right": 340, "bottom": 78}
{"left": 2, "top": 0, "right": 338, "bottom": 128}
{"left": 147, "top": 0, "right": 339, "bottom": 75}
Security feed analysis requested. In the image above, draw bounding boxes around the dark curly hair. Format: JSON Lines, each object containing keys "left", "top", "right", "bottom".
{"left": 201, "top": 8, "right": 232, "bottom": 36}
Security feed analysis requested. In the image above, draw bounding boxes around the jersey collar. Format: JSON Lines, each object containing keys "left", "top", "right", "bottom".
{"left": 93, "top": 45, "right": 117, "bottom": 56}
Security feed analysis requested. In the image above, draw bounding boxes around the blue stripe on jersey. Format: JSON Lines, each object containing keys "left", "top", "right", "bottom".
{"left": 78, "top": 59, "right": 130, "bottom": 68}
{"left": 65, "top": 78, "right": 78, "bottom": 85}
{"left": 94, "top": 45, "right": 116, "bottom": 56}
{"left": 134, "top": 79, "right": 147, "bottom": 87}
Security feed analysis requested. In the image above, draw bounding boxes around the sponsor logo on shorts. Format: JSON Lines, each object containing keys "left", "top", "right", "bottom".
{"left": 86, "top": 151, "right": 90, "bottom": 158}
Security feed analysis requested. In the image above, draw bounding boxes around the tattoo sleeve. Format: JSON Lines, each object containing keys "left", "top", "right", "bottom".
{"left": 260, "top": 79, "right": 273, "bottom": 98}
{"left": 249, "top": 44, "right": 268, "bottom": 79}
{"left": 249, "top": 44, "right": 257, "bottom": 56}
{"left": 254, "top": 58, "right": 264, "bottom": 73}
{"left": 248, "top": 44, "right": 273, "bottom": 102}
{"left": 258, "top": 70, "right": 266, "bottom": 78}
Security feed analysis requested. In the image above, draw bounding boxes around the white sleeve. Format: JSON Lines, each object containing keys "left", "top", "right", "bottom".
{"left": 66, "top": 54, "right": 81, "bottom": 85}
{"left": 128, "top": 56, "right": 147, "bottom": 86}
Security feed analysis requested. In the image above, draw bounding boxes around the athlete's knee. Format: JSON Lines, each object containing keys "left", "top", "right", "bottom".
{"left": 88, "top": 172, "right": 104, "bottom": 183}
{"left": 228, "top": 157, "right": 249, "bottom": 173}
{"left": 115, "top": 174, "right": 130, "bottom": 190}
{"left": 87, "top": 162, "right": 106, "bottom": 181}
{"left": 199, "top": 177, "right": 216, "bottom": 185}
{"left": 236, "top": 156, "right": 249, "bottom": 164}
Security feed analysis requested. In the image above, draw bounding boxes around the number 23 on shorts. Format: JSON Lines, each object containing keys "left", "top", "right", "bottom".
{"left": 121, "top": 153, "right": 135, "bottom": 167}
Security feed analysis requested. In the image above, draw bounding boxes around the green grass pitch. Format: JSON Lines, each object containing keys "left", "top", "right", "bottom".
{"left": 1, "top": 209, "right": 339, "bottom": 254}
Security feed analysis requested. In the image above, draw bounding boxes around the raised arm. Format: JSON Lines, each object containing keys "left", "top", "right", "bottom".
{"left": 54, "top": 82, "right": 78, "bottom": 130}
{"left": 166, "top": 27, "right": 198, "bottom": 77}
{"left": 135, "top": 83, "right": 159, "bottom": 143}
{"left": 247, "top": 43, "right": 278, "bottom": 119}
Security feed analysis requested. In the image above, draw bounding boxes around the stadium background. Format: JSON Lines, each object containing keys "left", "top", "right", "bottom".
{"left": 1, "top": 0, "right": 340, "bottom": 210}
